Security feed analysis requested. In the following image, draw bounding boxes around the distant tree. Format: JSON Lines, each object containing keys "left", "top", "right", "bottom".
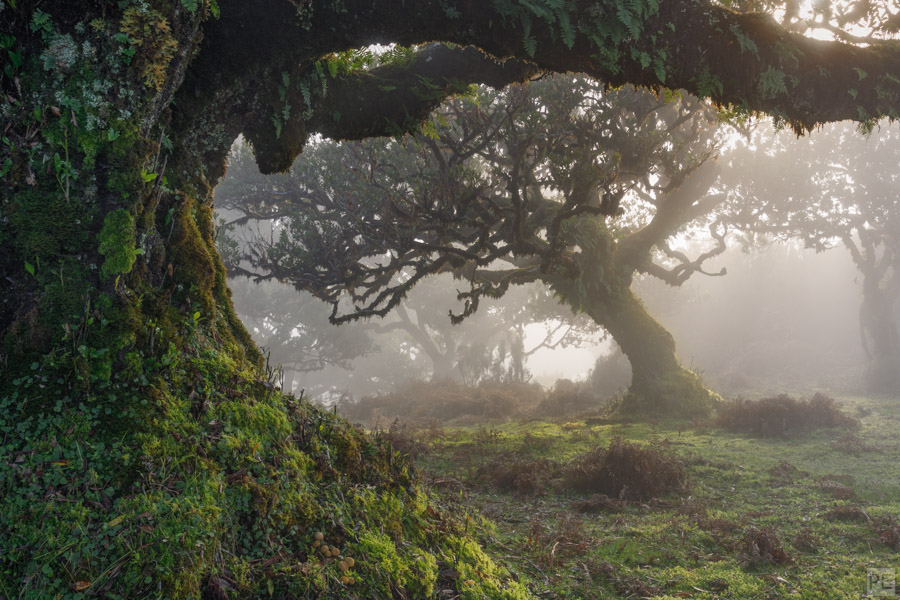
{"left": 722, "top": 122, "right": 900, "bottom": 392}
{"left": 225, "top": 278, "right": 375, "bottom": 388}
{"left": 219, "top": 77, "right": 732, "bottom": 417}
{"left": 218, "top": 173, "right": 599, "bottom": 393}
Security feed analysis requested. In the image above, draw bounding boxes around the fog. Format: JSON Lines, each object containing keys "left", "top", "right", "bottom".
{"left": 221, "top": 236, "right": 878, "bottom": 402}
{"left": 214, "top": 102, "right": 900, "bottom": 407}
{"left": 636, "top": 242, "right": 867, "bottom": 395}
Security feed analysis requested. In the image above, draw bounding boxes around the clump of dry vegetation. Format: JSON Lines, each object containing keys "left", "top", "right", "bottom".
{"left": 340, "top": 380, "right": 546, "bottom": 425}
{"left": 564, "top": 437, "right": 688, "bottom": 501}
{"left": 476, "top": 455, "right": 560, "bottom": 496}
{"left": 526, "top": 512, "right": 593, "bottom": 567}
{"left": 878, "top": 516, "right": 900, "bottom": 550}
{"left": 768, "top": 460, "right": 806, "bottom": 485}
{"left": 715, "top": 393, "right": 858, "bottom": 438}
{"left": 373, "top": 418, "right": 430, "bottom": 459}
{"left": 825, "top": 505, "right": 871, "bottom": 523}
{"left": 531, "top": 379, "right": 604, "bottom": 418}
{"left": 474, "top": 437, "right": 688, "bottom": 502}
{"left": 816, "top": 476, "right": 856, "bottom": 499}
{"left": 793, "top": 528, "right": 821, "bottom": 552}
{"left": 740, "top": 527, "right": 793, "bottom": 566}
{"left": 830, "top": 430, "right": 875, "bottom": 455}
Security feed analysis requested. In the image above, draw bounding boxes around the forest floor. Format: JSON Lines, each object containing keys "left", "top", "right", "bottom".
{"left": 387, "top": 394, "right": 900, "bottom": 599}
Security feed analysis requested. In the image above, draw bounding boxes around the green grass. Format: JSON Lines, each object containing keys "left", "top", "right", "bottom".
{"left": 411, "top": 395, "right": 900, "bottom": 599}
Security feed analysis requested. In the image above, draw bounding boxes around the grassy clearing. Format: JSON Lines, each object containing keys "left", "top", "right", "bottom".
{"left": 396, "top": 394, "right": 900, "bottom": 599}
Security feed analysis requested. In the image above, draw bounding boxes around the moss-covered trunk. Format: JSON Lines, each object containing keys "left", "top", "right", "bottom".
{"left": 587, "top": 282, "right": 717, "bottom": 418}
{"left": 0, "top": 4, "right": 528, "bottom": 598}
{"left": 551, "top": 226, "right": 717, "bottom": 418}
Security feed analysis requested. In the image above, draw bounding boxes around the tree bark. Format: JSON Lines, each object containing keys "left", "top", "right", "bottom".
{"left": 550, "top": 233, "right": 717, "bottom": 418}
{"left": 859, "top": 277, "right": 900, "bottom": 393}
{"left": 592, "top": 284, "right": 716, "bottom": 417}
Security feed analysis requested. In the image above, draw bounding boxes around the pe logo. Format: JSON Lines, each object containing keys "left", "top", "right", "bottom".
{"left": 868, "top": 568, "right": 897, "bottom": 597}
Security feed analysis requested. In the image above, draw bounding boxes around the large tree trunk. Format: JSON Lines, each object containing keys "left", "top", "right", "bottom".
{"left": 431, "top": 351, "right": 461, "bottom": 381}
{"left": 551, "top": 243, "right": 717, "bottom": 418}
{"left": 593, "top": 285, "right": 717, "bottom": 418}
{"left": 0, "top": 5, "right": 520, "bottom": 598}
{"left": 859, "top": 280, "right": 900, "bottom": 393}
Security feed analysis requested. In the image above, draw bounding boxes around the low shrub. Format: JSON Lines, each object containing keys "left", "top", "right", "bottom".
{"left": 825, "top": 505, "right": 871, "bottom": 523}
{"left": 531, "top": 378, "right": 605, "bottom": 418}
{"left": 879, "top": 516, "right": 900, "bottom": 550}
{"left": 339, "top": 380, "right": 546, "bottom": 425}
{"left": 740, "top": 527, "right": 792, "bottom": 566}
{"left": 475, "top": 455, "right": 560, "bottom": 496}
{"left": 715, "top": 393, "right": 858, "bottom": 438}
{"left": 475, "top": 437, "right": 688, "bottom": 502}
{"left": 563, "top": 437, "right": 688, "bottom": 501}
{"left": 830, "top": 430, "right": 875, "bottom": 455}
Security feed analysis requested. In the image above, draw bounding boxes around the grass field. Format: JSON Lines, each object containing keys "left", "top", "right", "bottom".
{"left": 393, "top": 394, "right": 900, "bottom": 599}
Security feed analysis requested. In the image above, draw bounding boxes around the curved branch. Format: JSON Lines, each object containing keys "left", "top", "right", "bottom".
{"left": 245, "top": 44, "right": 542, "bottom": 173}
{"left": 641, "top": 221, "right": 729, "bottom": 286}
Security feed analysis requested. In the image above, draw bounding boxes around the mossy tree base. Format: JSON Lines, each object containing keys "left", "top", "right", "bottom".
{"left": 613, "top": 368, "right": 720, "bottom": 420}
{"left": 552, "top": 235, "right": 719, "bottom": 420}
{"left": 1, "top": 329, "right": 530, "bottom": 598}
{"left": 0, "top": 3, "right": 530, "bottom": 597}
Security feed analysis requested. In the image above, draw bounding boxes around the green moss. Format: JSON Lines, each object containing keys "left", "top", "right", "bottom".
{"left": 1, "top": 4, "right": 540, "bottom": 599}
{"left": 445, "top": 535, "right": 532, "bottom": 600}
{"left": 618, "top": 367, "right": 721, "bottom": 419}
{"left": 354, "top": 529, "right": 439, "bottom": 596}
{"left": 98, "top": 208, "right": 138, "bottom": 278}
{"left": 167, "top": 197, "right": 217, "bottom": 314}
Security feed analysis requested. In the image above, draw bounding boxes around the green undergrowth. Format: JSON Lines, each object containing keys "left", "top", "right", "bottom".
{"left": 408, "top": 395, "right": 900, "bottom": 599}
{"left": 0, "top": 327, "right": 531, "bottom": 599}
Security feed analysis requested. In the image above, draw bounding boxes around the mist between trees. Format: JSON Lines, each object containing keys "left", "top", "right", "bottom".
{"left": 214, "top": 77, "right": 899, "bottom": 413}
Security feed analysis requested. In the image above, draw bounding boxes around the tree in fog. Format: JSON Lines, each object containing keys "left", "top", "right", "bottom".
{"left": 723, "top": 123, "right": 900, "bottom": 392}
{"left": 220, "top": 78, "right": 733, "bottom": 417}
{"left": 218, "top": 150, "right": 599, "bottom": 389}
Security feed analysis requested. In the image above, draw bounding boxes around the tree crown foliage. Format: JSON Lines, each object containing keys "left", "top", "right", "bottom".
{"left": 216, "top": 76, "right": 728, "bottom": 329}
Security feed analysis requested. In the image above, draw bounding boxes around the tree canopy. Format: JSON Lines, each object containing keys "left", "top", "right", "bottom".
{"left": 214, "top": 75, "right": 729, "bottom": 415}
{"left": 217, "top": 144, "right": 601, "bottom": 392}
{"left": 181, "top": 0, "right": 900, "bottom": 180}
